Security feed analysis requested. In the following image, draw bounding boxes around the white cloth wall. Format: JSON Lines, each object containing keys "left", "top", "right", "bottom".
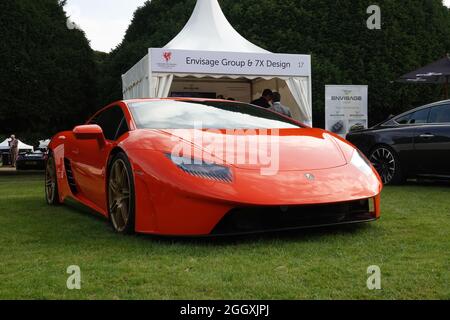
{"left": 122, "top": 54, "right": 150, "bottom": 100}
{"left": 286, "top": 77, "right": 312, "bottom": 125}
{"left": 151, "top": 74, "right": 174, "bottom": 98}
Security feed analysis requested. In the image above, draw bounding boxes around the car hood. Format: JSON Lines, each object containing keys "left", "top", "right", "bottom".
{"left": 154, "top": 128, "right": 348, "bottom": 172}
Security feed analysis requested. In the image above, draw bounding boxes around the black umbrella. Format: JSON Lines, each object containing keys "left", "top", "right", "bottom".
{"left": 398, "top": 54, "right": 450, "bottom": 99}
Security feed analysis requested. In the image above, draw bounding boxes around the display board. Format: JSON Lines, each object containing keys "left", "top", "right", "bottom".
{"left": 150, "top": 48, "right": 311, "bottom": 77}
{"left": 325, "top": 85, "right": 368, "bottom": 137}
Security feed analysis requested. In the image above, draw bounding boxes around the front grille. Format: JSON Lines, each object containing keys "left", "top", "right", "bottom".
{"left": 64, "top": 158, "right": 78, "bottom": 194}
{"left": 211, "top": 199, "right": 375, "bottom": 235}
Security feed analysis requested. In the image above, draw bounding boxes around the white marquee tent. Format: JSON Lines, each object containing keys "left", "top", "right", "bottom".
{"left": 0, "top": 139, "right": 34, "bottom": 152}
{"left": 122, "top": 0, "right": 313, "bottom": 125}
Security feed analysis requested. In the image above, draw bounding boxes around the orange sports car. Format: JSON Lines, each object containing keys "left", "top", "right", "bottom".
{"left": 45, "top": 99, "right": 382, "bottom": 236}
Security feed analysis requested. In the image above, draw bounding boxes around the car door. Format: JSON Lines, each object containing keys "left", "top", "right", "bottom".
{"left": 72, "top": 105, "right": 129, "bottom": 211}
{"left": 414, "top": 104, "right": 450, "bottom": 176}
{"left": 386, "top": 108, "right": 429, "bottom": 174}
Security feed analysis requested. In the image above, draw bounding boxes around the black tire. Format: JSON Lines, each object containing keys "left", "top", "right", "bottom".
{"left": 107, "top": 152, "right": 136, "bottom": 234}
{"left": 369, "top": 145, "right": 405, "bottom": 185}
{"left": 45, "top": 152, "right": 61, "bottom": 205}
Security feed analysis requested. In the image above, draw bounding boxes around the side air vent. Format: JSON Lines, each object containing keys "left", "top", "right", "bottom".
{"left": 64, "top": 158, "right": 78, "bottom": 194}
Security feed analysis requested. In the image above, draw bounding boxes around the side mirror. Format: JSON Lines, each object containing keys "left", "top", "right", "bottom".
{"left": 73, "top": 125, "right": 106, "bottom": 148}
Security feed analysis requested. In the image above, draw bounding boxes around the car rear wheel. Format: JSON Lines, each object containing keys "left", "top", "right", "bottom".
{"left": 45, "top": 152, "right": 61, "bottom": 205}
{"left": 108, "top": 153, "right": 135, "bottom": 234}
{"left": 369, "top": 146, "right": 404, "bottom": 185}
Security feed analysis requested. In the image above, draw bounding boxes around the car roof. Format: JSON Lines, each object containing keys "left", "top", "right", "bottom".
{"left": 394, "top": 99, "right": 450, "bottom": 119}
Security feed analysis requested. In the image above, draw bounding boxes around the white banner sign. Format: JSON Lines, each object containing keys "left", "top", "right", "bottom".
{"left": 325, "top": 85, "right": 368, "bottom": 137}
{"left": 150, "top": 48, "right": 311, "bottom": 77}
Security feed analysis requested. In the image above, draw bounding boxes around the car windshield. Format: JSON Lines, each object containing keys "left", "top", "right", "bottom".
{"left": 128, "top": 100, "right": 302, "bottom": 130}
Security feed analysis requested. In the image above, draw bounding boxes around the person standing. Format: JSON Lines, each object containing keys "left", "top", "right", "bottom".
{"left": 9, "top": 135, "right": 19, "bottom": 168}
{"left": 270, "top": 92, "right": 292, "bottom": 118}
{"left": 251, "top": 89, "right": 273, "bottom": 109}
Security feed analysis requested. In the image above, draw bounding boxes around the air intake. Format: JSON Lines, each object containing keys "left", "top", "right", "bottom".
{"left": 64, "top": 158, "right": 78, "bottom": 194}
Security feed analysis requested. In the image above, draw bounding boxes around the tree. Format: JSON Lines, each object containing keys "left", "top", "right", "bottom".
{"left": 0, "top": 0, "right": 97, "bottom": 144}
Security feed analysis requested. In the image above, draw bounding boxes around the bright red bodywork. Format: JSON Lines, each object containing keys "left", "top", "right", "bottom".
{"left": 48, "top": 99, "right": 383, "bottom": 236}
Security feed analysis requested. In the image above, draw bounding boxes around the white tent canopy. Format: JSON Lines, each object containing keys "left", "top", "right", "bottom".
{"left": 165, "top": 0, "right": 268, "bottom": 53}
{"left": 0, "top": 139, "right": 34, "bottom": 152}
{"left": 122, "top": 0, "right": 313, "bottom": 125}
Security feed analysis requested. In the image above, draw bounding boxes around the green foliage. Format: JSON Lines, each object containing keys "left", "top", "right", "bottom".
{"left": 0, "top": 0, "right": 97, "bottom": 145}
{"left": 99, "top": 0, "right": 450, "bottom": 127}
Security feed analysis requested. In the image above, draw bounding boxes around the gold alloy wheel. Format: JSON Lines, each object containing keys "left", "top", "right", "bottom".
{"left": 45, "top": 156, "right": 56, "bottom": 203}
{"left": 108, "top": 159, "right": 131, "bottom": 232}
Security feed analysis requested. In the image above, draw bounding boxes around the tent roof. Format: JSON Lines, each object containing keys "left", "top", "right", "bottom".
{"left": 0, "top": 139, "right": 34, "bottom": 151}
{"left": 164, "top": 0, "right": 269, "bottom": 53}
{"left": 398, "top": 55, "right": 450, "bottom": 84}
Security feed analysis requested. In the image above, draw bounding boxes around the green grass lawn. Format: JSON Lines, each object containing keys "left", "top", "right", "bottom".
{"left": 0, "top": 174, "right": 449, "bottom": 300}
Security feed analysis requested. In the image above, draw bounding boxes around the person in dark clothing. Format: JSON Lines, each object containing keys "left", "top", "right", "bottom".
{"left": 9, "top": 135, "right": 19, "bottom": 168}
{"left": 251, "top": 89, "right": 273, "bottom": 108}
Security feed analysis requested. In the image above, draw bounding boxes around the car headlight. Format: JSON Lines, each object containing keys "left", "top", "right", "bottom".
{"left": 351, "top": 150, "right": 373, "bottom": 176}
{"left": 167, "top": 154, "right": 233, "bottom": 183}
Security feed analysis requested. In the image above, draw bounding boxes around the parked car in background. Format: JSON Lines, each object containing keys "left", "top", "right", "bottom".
{"left": 346, "top": 100, "right": 450, "bottom": 185}
{"left": 16, "top": 151, "right": 46, "bottom": 171}
{"left": 15, "top": 139, "right": 49, "bottom": 171}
